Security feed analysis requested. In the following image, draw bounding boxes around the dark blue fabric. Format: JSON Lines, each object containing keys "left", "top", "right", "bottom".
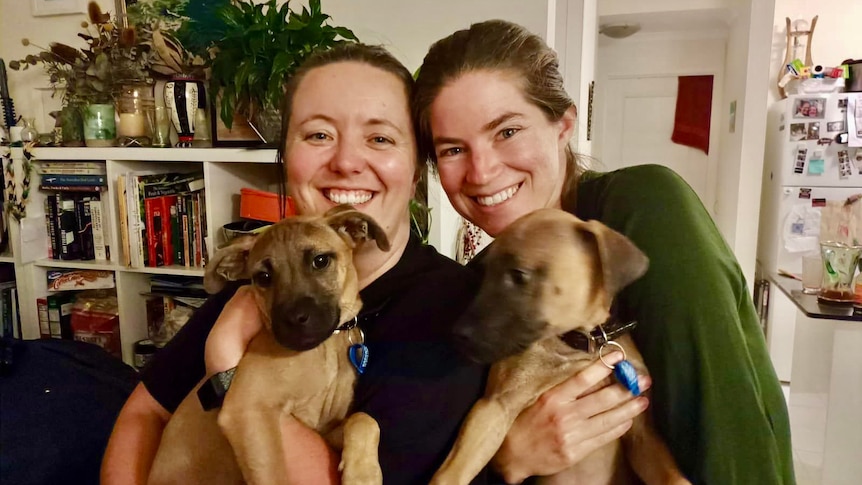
{"left": 0, "top": 337, "right": 138, "bottom": 485}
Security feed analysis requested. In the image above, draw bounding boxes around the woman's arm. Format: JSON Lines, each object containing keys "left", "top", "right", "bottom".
{"left": 491, "top": 354, "right": 650, "bottom": 483}
{"left": 206, "top": 286, "right": 341, "bottom": 483}
{"left": 101, "top": 384, "right": 171, "bottom": 485}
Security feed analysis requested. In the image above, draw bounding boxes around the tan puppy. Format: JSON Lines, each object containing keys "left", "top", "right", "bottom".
{"left": 431, "top": 208, "right": 690, "bottom": 485}
{"left": 148, "top": 206, "right": 388, "bottom": 485}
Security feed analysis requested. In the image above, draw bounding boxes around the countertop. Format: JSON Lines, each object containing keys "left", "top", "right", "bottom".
{"left": 769, "top": 273, "right": 862, "bottom": 322}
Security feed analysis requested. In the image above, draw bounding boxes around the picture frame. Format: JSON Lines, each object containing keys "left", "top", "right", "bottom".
{"left": 31, "top": 0, "right": 86, "bottom": 17}
{"left": 210, "top": 102, "right": 267, "bottom": 148}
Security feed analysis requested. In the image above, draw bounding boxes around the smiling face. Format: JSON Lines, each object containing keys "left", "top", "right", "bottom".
{"left": 285, "top": 61, "right": 417, "bottom": 247}
{"left": 430, "top": 70, "right": 574, "bottom": 236}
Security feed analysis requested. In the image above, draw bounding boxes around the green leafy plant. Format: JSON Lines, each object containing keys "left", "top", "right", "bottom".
{"left": 126, "top": 0, "right": 207, "bottom": 79}
{"left": 206, "top": 0, "right": 357, "bottom": 128}
{"left": 9, "top": 2, "right": 150, "bottom": 105}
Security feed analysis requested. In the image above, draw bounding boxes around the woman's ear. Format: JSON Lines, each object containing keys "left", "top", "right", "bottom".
{"left": 558, "top": 105, "right": 577, "bottom": 143}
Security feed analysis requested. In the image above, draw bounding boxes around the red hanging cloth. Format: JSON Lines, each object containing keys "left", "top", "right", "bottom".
{"left": 672, "top": 75, "right": 713, "bottom": 154}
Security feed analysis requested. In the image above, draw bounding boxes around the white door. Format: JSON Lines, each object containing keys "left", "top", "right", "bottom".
{"left": 601, "top": 75, "right": 718, "bottom": 216}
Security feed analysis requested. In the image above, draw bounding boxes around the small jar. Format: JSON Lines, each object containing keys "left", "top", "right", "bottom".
{"left": 133, "top": 339, "right": 158, "bottom": 370}
{"left": 116, "top": 84, "right": 156, "bottom": 147}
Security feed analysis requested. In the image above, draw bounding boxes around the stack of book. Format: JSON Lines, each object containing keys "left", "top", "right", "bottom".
{"left": 39, "top": 162, "right": 109, "bottom": 261}
{"left": 117, "top": 171, "right": 207, "bottom": 269}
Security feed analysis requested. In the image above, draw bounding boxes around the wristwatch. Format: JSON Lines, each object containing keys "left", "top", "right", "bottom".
{"left": 197, "top": 367, "right": 237, "bottom": 411}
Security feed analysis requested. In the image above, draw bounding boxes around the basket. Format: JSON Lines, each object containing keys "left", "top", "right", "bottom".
{"left": 239, "top": 188, "right": 294, "bottom": 223}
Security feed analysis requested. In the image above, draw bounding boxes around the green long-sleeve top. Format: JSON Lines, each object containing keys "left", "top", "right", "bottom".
{"left": 574, "top": 165, "right": 795, "bottom": 484}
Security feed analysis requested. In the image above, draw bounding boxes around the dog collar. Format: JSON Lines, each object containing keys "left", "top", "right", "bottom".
{"left": 561, "top": 318, "right": 638, "bottom": 354}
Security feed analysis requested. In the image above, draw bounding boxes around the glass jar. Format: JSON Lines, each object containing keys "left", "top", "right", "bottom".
{"left": 819, "top": 241, "right": 862, "bottom": 304}
{"left": 20, "top": 117, "right": 39, "bottom": 144}
{"left": 116, "top": 84, "right": 156, "bottom": 147}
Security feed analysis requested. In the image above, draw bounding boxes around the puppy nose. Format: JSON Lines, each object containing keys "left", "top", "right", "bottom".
{"left": 285, "top": 297, "right": 317, "bottom": 327}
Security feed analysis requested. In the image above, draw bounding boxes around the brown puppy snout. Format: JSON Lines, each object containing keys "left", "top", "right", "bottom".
{"left": 271, "top": 296, "right": 341, "bottom": 351}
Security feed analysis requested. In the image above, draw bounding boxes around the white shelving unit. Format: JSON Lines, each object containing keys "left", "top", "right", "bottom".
{"left": 3, "top": 147, "right": 279, "bottom": 365}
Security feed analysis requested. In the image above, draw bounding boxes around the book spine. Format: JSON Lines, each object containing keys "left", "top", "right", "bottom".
{"left": 162, "top": 195, "right": 177, "bottom": 266}
{"left": 41, "top": 174, "right": 107, "bottom": 186}
{"left": 169, "top": 196, "right": 183, "bottom": 266}
{"left": 45, "top": 195, "right": 61, "bottom": 259}
{"left": 37, "top": 298, "right": 50, "bottom": 338}
{"left": 126, "top": 174, "right": 145, "bottom": 268}
{"left": 90, "top": 198, "right": 108, "bottom": 261}
{"left": 11, "top": 288, "right": 21, "bottom": 339}
{"left": 144, "top": 197, "right": 162, "bottom": 267}
{"left": 75, "top": 195, "right": 96, "bottom": 260}
{"left": 38, "top": 185, "right": 107, "bottom": 192}
{"left": 39, "top": 162, "right": 104, "bottom": 170}
{"left": 181, "top": 196, "right": 190, "bottom": 268}
{"left": 39, "top": 167, "right": 107, "bottom": 175}
{"left": 59, "top": 195, "right": 82, "bottom": 260}
{"left": 117, "top": 175, "right": 131, "bottom": 267}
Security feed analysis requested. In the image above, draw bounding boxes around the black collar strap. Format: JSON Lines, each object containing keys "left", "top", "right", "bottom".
{"left": 561, "top": 318, "right": 638, "bottom": 353}
{"left": 333, "top": 297, "right": 391, "bottom": 334}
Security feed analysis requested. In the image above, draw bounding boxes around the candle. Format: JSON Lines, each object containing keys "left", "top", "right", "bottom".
{"left": 119, "top": 112, "right": 146, "bottom": 137}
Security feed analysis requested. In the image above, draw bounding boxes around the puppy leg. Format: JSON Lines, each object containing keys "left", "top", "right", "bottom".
{"left": 430, "top": 397, "right": 515, "bottom": 485}
{"left": 624, "top": 413, "right": 690, "bottom": 485}
{"left": 338, "top": 412, "right": 382, "bottom": 485}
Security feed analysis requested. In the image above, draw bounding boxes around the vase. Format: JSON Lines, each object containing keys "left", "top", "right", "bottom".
{"left": 164, "top": 77, "right": 203, "bottom": 147}
{"left": 83, "top": 104, "right": 117, "bottom": 147}
{"left": 250, "top": 107, "right": 282, "bottom": 146}
{"left": 60, "top": 106, "right": 85, "bottom": 147}
{"left": 116, "top": 84, "right": 156, "bottom": 147}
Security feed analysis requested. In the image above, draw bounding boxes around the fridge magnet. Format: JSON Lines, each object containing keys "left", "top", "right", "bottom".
{"left": 794, "top": 98, "right": 825, "bottom": 119}
{"left": 854, "top": 148, "right": 862, "bottom": 174}
{"left": 817, "top": 138, "right": 834, "bottom": 146}
{"left": 838, "top": 98, "right": 848, "bottom": 109}
{"left": 790, "top": 123, "right": 806, "bottom": 141}
{"left": 808, "top": 158, "right": 825, "bottom": 175}
{"left": 806, "top": 122, "right": 820, "bottom": 140}
{"left": 837, "top": 149, "right": 852, "bottom": 179}
{"left": 794, "top": 145, "right": 808, "bottom": 174}
{"left": 798, "top": 187, "right": 812, "bottom": 199}
{"left": 827, "top": 121, "right": 845, "bottom": 132}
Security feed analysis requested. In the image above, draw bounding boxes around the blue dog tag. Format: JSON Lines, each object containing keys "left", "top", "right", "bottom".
{"left": 614, "top": 360, "right": 641, "bottom": 396}
{"left": 349, "top": 344, "right": 369, "bottom": 375}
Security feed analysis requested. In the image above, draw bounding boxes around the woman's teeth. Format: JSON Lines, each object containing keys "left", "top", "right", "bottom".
{"left": 476, "top": 185, "right": 519, "bottom": 207}
{"left": 326, "top": 189, "right": 373, "bottom": 205}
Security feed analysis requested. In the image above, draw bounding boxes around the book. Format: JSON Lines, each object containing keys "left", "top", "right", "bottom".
{"left": 169, "top": 196, "right": 183, "bottom": 266}
{"left": 58, "top": 195, "right": 82, "bottom": 260}
{"left": 38, "top": 167, "right": 107, "bottom": 175}
{"left": 39, "top": 162, "right": 104, "bottom": 170}
{"left": 89, "top": 198, "right": 109, "bottom": 261}
{"left": 37, "top": 298, "right": 50, "bottom": 338}
{"left": 141, "top": 172, "right": 205, "bottom": 199}
{"left": 161, "top": 195, "right": 178, "bottom": 266}
{"left": 145, "top": 197, "right": 167, "bottom": 267}
{"left": 75, "top": 194, "right": 96, "bottom": 260}
{"left": 41, "top": 174, "right": 108, "bottom": 186}
{"left": 39, "top": 185, "right": 107, "bottom": 192}
{"left": 44, "top": 195, "right": 61, "bottom": 259}
{"left": 117, "top": 174, "right": 131, "bottom": 267}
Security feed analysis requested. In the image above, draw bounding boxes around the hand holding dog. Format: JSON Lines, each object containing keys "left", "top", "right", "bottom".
{"left": 492, "top": 352, "right": 651, "bottom": 483}
{"left": 205, "top": 286, "right": 262, "bottom": 376}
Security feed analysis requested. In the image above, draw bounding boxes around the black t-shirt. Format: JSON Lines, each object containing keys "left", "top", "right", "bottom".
{"left": 142, "top": 236, "right": 492, "bottom": 484}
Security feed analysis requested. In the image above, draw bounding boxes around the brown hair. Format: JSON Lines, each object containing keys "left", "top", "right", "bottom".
{"left": 413, "top": 19, "right": 585, "bottom": 210}
{"left": 275, "top": 43, "right": 417, "bottom": 217}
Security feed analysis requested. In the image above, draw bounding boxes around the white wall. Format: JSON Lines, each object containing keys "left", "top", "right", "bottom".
{"left": 713, "top": 0, "right": 775, "bottom": 287}
{"left": 599, "top": 0, "right": 729, "bottom": 16}
{"left": 767, "top": 0, "right": 862, "bottom": 105}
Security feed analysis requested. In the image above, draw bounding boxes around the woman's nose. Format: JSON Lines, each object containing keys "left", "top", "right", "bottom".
{"left": 329, "top": 139, "right": 366, "bottom": 174}
{"left": 465, "top": 149, "right": 501, "bottom": 186}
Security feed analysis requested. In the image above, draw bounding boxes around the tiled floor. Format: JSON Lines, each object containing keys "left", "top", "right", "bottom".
{"left": 783, "top": 383, "right": 828, "bottom": 485}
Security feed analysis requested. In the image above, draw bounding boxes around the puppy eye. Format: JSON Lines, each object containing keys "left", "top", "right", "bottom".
{"left": 253, "top": 271, "right": 272, "bottom": 288}
{"left": 312, "top": 254, "right": 331, "bottom": 270}
{"left": 508, "top": 268, "right": 530, "bottom": 286}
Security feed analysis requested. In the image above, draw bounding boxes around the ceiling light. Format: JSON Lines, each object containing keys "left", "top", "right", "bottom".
{"left": 599, "top": 23, "right": 642, "bottom": 39}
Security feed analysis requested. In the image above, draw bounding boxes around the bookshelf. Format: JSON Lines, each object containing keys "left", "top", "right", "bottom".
{"left": 3, "top": 147, "right": 279, "bottom": 365}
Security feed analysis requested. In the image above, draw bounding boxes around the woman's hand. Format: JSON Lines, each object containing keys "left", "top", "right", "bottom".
{"left": 491, "top": 352, "right": 651, "bottom": 483}
{"left": 204, "top": 286, "right": 264, "bottom": 376}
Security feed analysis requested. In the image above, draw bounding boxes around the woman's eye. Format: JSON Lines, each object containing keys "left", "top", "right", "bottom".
{"left": 500, "top": 128, "right": 519, "bottom": 139}
{"left": 306, "top": 132, "right": 330, "bottom": 141}
{"left": 312, "top": 254, "right": 331, "bottom": 270}
{"left": 438, "top": 146, "right": 463, "bottom": 158}
{"left": 253, "top": 271, "right": 272, "bottom": 288}
{"left": 371, "top": 136, "right": 393, "bottom": 144}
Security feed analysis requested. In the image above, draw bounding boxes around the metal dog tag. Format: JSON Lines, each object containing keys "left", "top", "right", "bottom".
{"left": 614, "top": 360, "right": 641, "bottom": 396}
{"left": 349, "top": 344, "right": 369, "bottom": 375}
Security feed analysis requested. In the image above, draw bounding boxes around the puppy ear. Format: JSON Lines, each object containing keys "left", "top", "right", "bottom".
{"left": 576, "top": 220, "right": 649, "bottom": 298}
{"left": 203, "top": 235, "right": 258, "bottom": 294}
{"left": 324, "top": 204, "right": 391, "bottom": 252}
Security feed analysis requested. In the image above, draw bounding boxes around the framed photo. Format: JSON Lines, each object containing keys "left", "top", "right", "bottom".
{"left": 31, "top": 0, "right": 85, "bottom": 17}
{"left": 211, "top": 105, "right": 266, "bottom": 148}
{"left": 793, "top": 98, "right": 826, "bottom": 119}
{"left": 789, "top": 123, "right": 806, "bottom": 141}
{"left": 827, "top": 120, "right": 845, "bottom": 132}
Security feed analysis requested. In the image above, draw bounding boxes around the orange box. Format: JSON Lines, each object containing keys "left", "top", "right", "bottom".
{"left": 240, "top": 188, "right": 295, "bottom": 223}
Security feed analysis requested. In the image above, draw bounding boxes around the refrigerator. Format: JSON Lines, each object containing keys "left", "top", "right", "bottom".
{"left": 757, "top": 93, "right": 862, "bottom": 382}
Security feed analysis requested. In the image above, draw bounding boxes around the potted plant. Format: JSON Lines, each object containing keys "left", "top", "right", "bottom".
{"left": 201, "top": 0, "right": 357, "bottom": 144}
{"left": 11, "top": 2, "right": 151, "bottom": 146}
